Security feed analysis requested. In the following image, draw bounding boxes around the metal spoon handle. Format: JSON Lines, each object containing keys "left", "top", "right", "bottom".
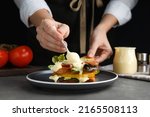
{"left": 62, "top": 40, "right": 69, "bottom": 52}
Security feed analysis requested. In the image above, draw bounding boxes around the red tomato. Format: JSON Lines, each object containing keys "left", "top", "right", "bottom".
{"left": 9, "top": 45, "right": 33, "bottom": 67}
{"left": 0, "top": 49, "right": 8, "bottom": 68}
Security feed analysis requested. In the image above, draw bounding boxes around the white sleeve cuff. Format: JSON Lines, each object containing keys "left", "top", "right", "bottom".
{"left": 20, "top": 0, "right": 52, "bottom": 27}
{"left": 104, "top": 0, "right": 132, "bottom": 26}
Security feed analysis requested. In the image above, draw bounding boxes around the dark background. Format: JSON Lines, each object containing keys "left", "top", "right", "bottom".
{"left": 108, "top": 0, "right": 150, "bottom": 54}
{"left": 0, "top": 0, "right": 149, "bottom": 65}
{"left": 0, "top": 1, "right": 29, "bottom": 45}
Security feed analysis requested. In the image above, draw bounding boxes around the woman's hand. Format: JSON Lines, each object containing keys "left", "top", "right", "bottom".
{"left": 87, "top": 14, "right": 118, "bottom": 63}
{"left": 87, "top": 25, "right": 113, "bottom": 63}
{"left": 36, "top": 18, "right": 70, "bottom": 53}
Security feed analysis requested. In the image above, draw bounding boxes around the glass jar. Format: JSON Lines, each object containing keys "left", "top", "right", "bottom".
{"left": 113, "top": 47, "right": 137, "bottom": 74}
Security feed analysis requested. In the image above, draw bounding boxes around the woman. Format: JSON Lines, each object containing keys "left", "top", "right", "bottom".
{"left": 13, "top": 0, "right": 138, "bottom": 65}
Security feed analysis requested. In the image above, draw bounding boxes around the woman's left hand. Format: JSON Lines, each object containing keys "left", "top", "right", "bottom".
{"left": 87, "top": 25, "right": 113, "bottom": 63}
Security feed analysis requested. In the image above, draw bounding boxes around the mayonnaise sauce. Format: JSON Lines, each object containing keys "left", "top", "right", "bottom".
{"left": 50, "top": 62, "right": 62, "bottom": 72}
{"left": 66, "top": 51, "right": 84, "bottom": 70}
{"left": 113, "top": 47, "right": 137, "bottom": 74}
{"left": 49, "top": 75, "right": 89, "bottom": 82}
{"left": 49, "top": 75, "right": 61, "bottom": 82}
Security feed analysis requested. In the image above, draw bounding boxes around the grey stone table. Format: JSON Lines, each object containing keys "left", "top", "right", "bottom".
{"left": 0, "top": 74, "right": 150, "bottom": 100}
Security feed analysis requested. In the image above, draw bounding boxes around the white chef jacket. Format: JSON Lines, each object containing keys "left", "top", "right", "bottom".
{"left": 14, "top": 0, "right": 138, "bottom": 27}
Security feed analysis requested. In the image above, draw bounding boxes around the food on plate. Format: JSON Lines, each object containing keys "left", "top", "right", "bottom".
{"left": 9, "top": 45, "right": 33, "bottom": 67}
{"left": 48, "top": 51, "right": 99, "bottom": 83}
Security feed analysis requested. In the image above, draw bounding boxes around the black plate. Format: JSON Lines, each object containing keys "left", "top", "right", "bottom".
{"left": 26, "top": 70, "right": 118, "bottom": 90}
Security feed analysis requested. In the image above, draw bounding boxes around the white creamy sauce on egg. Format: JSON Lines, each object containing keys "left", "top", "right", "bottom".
{"left": 50, "top": 50, "right": 90, "bottom": 83}
{"left": 49, "top": 75, "right": 89, "bottom": 83}
{"left": 66, "top": 51, "right": 84, "bottom": 71}
{"left": 78, "top": 76, "right": 89, "bottom": 83}
{"left": 49, "top": 75, "right": 61, "bottom": 82}
{"left": 50, "top": 62, "right": 62, "bottom": 72}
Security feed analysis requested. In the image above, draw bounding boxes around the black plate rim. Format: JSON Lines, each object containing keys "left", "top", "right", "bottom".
{"left": 26, "top": 70, "right": 118, "bottom": 86}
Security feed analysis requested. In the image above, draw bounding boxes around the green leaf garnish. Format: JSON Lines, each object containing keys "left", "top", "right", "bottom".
{"left": 58, "top": 54, "right": 65, "bottom": 62}
{"left": 48, "top": 65, "right": 54, "bottom": 70}
{"left": 52, "top": 56, "right": 59, "bottom": 63}
{"left": 52, "top": 54, "right": 66, "bottom": 63}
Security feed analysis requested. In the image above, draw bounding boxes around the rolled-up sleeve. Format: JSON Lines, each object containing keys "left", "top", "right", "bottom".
{"left": 14, "top": 0, "right": 52, "bottom": 27}
{"left": 104, "top": 0, "right": 138, "bottom": 26}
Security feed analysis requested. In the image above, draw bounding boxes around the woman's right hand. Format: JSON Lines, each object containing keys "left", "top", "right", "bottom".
{"left": 36, "top": 18, "right": 70, "bottom": 53}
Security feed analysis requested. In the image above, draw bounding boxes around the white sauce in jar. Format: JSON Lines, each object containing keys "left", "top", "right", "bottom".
{"left": 113, "top": 47, "right": 137, "bottom": 74}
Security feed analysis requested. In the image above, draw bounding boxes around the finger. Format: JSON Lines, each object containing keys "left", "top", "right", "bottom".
{"left": 57, "top": 24, "right": 70, "bottom": 38}
{"left": 36, "top": 26, "right": 64, "bottom": 47}
{"left": 44, "top": 25, "right": 63, "bottom": 40}
{"left": 95, "top": 50, "right": 113, "bottom": 63}
{"left": 40, "top": 42, "right": 66, "bottom": 53}
{"left": 37, "top": 34, "right": 66, "bottom": 53}
{"left": 44, "top": 43, "right": 66, "bottom": 53}
{"left": 41, "top": 20, "right": 63, "bottom": 41}
{"left": 46, "top": 37, "right": 66, "bottom": 51}
{"left": 87, "top": 39, "right": 98, "bottom": 57}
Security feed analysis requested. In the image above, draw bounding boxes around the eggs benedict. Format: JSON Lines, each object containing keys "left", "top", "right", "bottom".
{"left": 48, "top": 52, "right": 99, "bottom": 83}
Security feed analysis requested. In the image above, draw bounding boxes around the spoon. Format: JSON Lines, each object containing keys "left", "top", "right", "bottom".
{"left": 51, "top": 26, "right": 69, "bottom": 52}
{"left": 61, "top": 40, "right": 70, "bottom": 53}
